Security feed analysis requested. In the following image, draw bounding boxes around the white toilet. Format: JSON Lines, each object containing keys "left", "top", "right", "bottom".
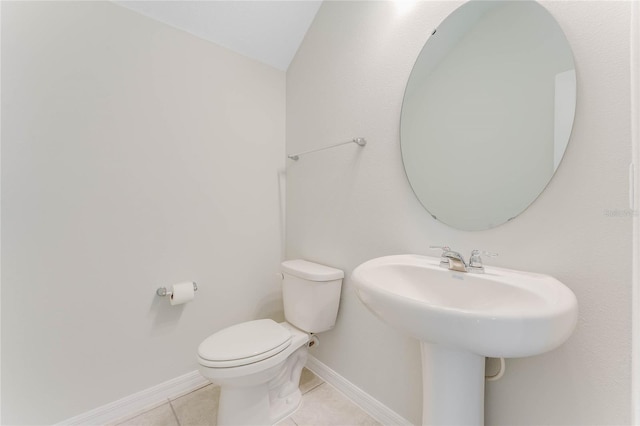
{"left": 197, "top": 259, "right": 344, "bottom": 426}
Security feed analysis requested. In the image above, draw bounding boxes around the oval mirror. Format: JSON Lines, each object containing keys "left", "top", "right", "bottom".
{"left": 400, "top": 0, "right": 576, "bottom": 231}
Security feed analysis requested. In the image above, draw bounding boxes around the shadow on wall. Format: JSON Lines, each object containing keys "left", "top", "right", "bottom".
{"left": 146, "top": 287, "right": 284, "bottom": 335}
{"left": 255, "top": 291, "right": 285, "bottom": 323}
{"left": 148, "top": 295, "right": 186, "bottom": 332}
{"left": 278, "top": 169, "right": 287, "bottom": 261}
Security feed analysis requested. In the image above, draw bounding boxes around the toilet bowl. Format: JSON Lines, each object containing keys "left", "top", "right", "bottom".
{"left": 197, "top": 260, "right": 343, "bottom": 426}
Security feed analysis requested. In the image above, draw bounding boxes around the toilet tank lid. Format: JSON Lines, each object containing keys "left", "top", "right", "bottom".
{"left": 281, "top": 259, "right": 344, "bottom": 281}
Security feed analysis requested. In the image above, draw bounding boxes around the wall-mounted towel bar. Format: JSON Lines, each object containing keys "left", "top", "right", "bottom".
{"left": 287, "top": 137, "right": 367, "bottom": 161}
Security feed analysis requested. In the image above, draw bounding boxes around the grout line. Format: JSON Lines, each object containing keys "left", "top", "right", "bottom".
{"left": 306, "top": 380, "right": 382, "bottom": 424}
{"left": 168, "top": 383, "right": 212, "bottom": 402}
{"left": 300, "top": 369, "right": 325, "bottom": 395}
{"left": 302, "top": 382, "right": 326, "bottom": 397}
{"left": 168, "top": 398, "right": 181, "bottom": 426}
{"left": 301, "top": 380, "right": 324, "bottom": 395}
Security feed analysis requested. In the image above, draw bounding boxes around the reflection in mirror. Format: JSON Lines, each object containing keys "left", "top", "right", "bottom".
{"left": 400, "top": 0, "right": 576, "bottom": 231}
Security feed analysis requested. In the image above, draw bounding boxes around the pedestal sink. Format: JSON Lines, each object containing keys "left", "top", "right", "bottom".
{"left": 352, "top": 255, "right": 578, "bottom": 425}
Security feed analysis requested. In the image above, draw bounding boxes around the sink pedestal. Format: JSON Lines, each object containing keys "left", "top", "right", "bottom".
{"left": 420, "top": 343, "right": 485, "bottom": 425}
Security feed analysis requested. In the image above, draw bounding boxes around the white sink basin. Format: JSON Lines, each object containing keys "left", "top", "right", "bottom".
{"left": 352, "top": 254, "right": 577, "bottom": 358}
{"left": 352, "top": 254, "right": 578, "bottom": 425}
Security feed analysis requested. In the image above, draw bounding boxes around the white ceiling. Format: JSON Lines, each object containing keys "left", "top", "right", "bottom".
{"left": 114, "top": 1, "right": 323, "bottom": 71}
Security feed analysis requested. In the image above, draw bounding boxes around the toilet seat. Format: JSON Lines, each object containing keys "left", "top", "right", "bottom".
{"left": 198, "top": 319, "right": 292, "bottom": 368}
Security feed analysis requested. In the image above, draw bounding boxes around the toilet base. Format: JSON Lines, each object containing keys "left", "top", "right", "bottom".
{"left": 200, "top": 323, "right": 310, "bottom": 426}
{"left": 215, "top": 344, "right": 307, "bottom": 425}
{"left": 218, "top": 384, "right": 271, "bottom": 425}
{"left": 217, "top": 385, "right": 303, "bottom": 426}
{"left": 268, "top": 344, "right": 307, "bottom": 424}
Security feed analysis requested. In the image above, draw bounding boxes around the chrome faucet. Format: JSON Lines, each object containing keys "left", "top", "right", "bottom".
{"left": 430, "top": 246, "right": 498, "bottom": 274}
{"left": 430, "top": 246, "right": 467, "bottom": 272}
{"left": 467, "top": 249, "right": 498, "bottom": 273}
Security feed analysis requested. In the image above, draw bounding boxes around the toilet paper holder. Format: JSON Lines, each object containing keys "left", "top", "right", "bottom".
{"left": 156, "top": 282, "right": 198, "bottom": 297}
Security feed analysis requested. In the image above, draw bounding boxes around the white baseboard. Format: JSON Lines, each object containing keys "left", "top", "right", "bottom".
{"left": 57, "top": 358, "right": 408, "bottom": 426}
{"left": 306, "top": 355, "right": 412, "bottom": 426}
{"left": 57, "top": 370, "right": 209, "bottom": 426}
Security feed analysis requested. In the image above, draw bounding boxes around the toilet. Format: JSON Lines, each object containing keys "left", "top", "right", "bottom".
{"left": 197, "top": 259, "right": 344, "bottom": 426}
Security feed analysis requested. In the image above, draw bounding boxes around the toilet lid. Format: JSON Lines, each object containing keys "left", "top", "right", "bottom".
{"left": 198, "top": 319, "right": 292, "bottom": 368}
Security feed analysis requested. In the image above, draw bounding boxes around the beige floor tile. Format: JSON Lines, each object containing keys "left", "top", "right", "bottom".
{"left": 291, "top": 383, "right": 381, "bottom": 426}
{"left": 300, "top": 368, "right": 324, "bottom": 394}
{"left": 275, "top": 416, "right": 298, "bottom": 426}
{"left": 171, "top": 384, "right": 220, "bottom": 426}
{"left": 153, "top": 373, "right": 376, "bottom": 426}
{"left": 116, "top": 403, "right": 178, "bottom": 426}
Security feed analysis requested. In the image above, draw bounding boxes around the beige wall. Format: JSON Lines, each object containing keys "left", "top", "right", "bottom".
{"left": 1, "top": 1, "right": 634, "bottom": 424}
{"left": 286, "top": 1, "right": 632, "bottom": 424}
{"left": 1, "top": 2, "right": 285, "bottom": 424}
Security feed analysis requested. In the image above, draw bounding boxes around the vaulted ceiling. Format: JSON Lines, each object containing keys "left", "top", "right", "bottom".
{"left": 114, "top": 1, "right": 323, "bottom": 70}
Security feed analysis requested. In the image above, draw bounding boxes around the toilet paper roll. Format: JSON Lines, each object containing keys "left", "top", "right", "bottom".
{"left": 170, "top": 282, "right": 195, "bottom": 306}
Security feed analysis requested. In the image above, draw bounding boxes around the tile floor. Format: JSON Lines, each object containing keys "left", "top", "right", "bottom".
{"left": 115, "top": 369, "right": 381, "bottom": 426}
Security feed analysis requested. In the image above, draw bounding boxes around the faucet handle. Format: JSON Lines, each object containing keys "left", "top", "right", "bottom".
{"left": 430, "top": 246, "right": 453, "bottom": 268}
{"left": 471, "top": 249, "right": 498, "bottom": 257}
{"left": 468, "top": 250, "right": 498, "bottom": 273}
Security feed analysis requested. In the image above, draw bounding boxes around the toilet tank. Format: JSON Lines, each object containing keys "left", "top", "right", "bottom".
{"left": 281, "top": 259, "right": 344, "bottom": 334}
